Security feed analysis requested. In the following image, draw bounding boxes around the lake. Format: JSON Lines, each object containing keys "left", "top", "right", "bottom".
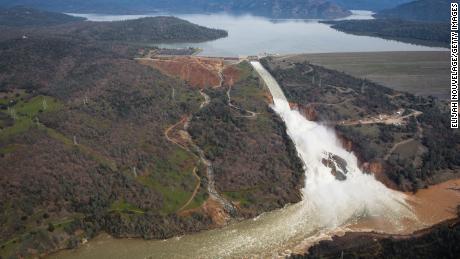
{"left": 70, "top": 11, "right": 446, "bottom": 57}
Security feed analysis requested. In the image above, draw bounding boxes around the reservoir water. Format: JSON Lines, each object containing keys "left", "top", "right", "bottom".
{"left": 70, "top": 11, "right": 446, "bottom": 57}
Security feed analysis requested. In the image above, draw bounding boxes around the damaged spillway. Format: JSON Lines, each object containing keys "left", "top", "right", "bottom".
{"left": 250, "top": 60, "right": 415, "bottom": 232}
{"left": 52, "top": 62, "right": 418, "bottom": 259}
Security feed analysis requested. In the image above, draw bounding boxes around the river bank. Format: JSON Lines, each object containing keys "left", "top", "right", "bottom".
{"left": 297, "top": 216, "right": 460, "bottom": 258}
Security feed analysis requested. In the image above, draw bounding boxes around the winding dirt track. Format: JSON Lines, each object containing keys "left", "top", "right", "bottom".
{"left": 384, "top": 138, "right": 416, "bottom": 161}
{"left": 341, "top": 110, "right": 423, "bottom": 126}
{"left": 164, "top": 117, "right": 201, "bottom": 212}
{"left": 177, "top": 167, "right": 201, "bottom": 211}
{"left": 164, "top": 89, "right": 236, "bottom": 215}
{"left": 226, "top": 85, "right": 259, "bottom": 118}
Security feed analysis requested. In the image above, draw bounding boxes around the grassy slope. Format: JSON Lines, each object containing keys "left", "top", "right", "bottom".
{"left": 294, "top": 52, "right": 449, "bottom": 99}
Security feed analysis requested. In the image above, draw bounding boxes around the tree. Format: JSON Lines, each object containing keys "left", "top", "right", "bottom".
{"left": 47, "top": 223, "right": 55, "bottom": 232}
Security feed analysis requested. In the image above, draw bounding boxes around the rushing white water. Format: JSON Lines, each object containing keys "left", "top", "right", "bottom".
{"left": 251, "top": 61, "right": 415, "bottom": 229}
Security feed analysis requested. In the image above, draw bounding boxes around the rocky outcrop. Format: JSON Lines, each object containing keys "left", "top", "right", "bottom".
{"left": 362, "top": 162, "right": 399, "bottom": 190}
{"left": 290, "top": 103, "right": 318, "bottom": 121}
{"left": 322, "top": 152, "right": 348, "bottom": 181}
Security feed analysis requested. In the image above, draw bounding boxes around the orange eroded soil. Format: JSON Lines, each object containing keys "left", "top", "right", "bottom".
{"left": 139, "top": 56, "right": 224, "bottom": 88}
{"left": 202, "top": 198, "right": 230, "bottom": 226}
{"left": 222, "top": 65, "right": 240, "bottom": 87}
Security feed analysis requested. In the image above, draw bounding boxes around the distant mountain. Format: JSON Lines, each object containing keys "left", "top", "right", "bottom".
{"left": 0, "top": 5, "right": 84, "bottom": 26}
{"left": 205, "top": 0, "right": 352, "bottom": 19}
{"left": 375, "top": 0, "right": 450, "bottom": 22}
{"left": 0, "top": 0, "right": 352, "bottom": 19}
{"left": 329, "top": 0, "right": 412, "bottom": 11}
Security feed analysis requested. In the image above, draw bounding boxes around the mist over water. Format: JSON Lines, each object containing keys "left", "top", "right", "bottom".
{"left": 271, "top": 97, "right": 414, "bottom": 229}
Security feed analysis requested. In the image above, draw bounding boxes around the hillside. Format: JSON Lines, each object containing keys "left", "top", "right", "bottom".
{"left": 210, "top": 0, "right": 352, "bottom": 19}
{"left": 0, "top": 5, "right": 85, "bottom": 27}
{"left": 0, "top": 10, "right": 228, "bottom": 44}
{"left": 0, "top": 0, "right": 352, "bottom": 19}
{"left": 324, "top": 19, "right": 450, "bottom": 48}
{"left": 0, "top": 14, "right": 301, "bottom": 258}
{"left": 323, "top": 0, "right": 451, "bottom": 48}
{"left": 80, "top": 16, "right": 228, "bottom": 43}
{"left": 0, "top": 36, "right": 207, "bottom": 258}
{"left": 262, "top": 56, "right": 460, "bottom": 192}
{"left": 375, "top": 0, "right": 451, "bottom": 22}
{"left": 329, "top": 0, "right": 412, "bottom": 11}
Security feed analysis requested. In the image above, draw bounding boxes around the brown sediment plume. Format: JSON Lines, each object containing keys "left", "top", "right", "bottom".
{"left": 349, "top": 178, "right": 460, "bottom": 235}
{"left": 407, "top": 178, "right": 460, "bottom": 226}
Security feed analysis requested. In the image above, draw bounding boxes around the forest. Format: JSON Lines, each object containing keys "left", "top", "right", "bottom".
{"left": 0, "top": 7, "right": 305, "bottom": 258}
{"left": 374, "top": 0, "right": 450, "bottom": 22}
{"left": 0, "top": 6, "right": 84, "bottom": 26}
{"left": 0, "top": 7, "right": 231, "bottom": 258}
{"left": 188, "top": 62, "right": 304, "bottom": 217}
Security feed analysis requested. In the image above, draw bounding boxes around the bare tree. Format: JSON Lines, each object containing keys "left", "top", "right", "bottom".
{"left": 83, "top": 94, "right": 89, "bottom": 105}
{"left": 361, "top": 82, "right": 366, "bottom": 94}
{"left": 8, "top": 107, "right": 17, "bottom": 120}
{"left": 132, "top": 166, "right": 138, "bottom": 178}
{"left": 42, "top": 98, "right": 47, "bottom": 111}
